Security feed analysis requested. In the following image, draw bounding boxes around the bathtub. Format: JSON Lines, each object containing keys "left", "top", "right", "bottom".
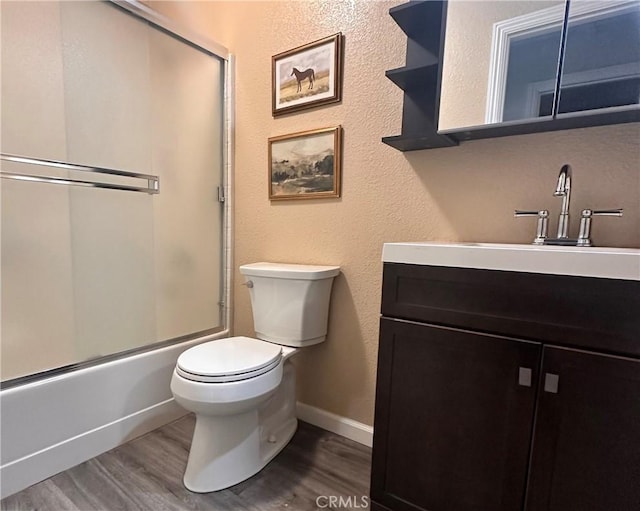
{"left": 0, "top": 331, "right": 227, "bottom": 498}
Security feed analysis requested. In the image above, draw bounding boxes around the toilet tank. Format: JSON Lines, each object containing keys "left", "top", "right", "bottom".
{"left": 239, "top": 262, "right": 340, "bottom": 347}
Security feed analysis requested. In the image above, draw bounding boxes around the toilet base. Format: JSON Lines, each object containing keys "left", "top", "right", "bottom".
{"left": 183, "top": 362, "right": 298, "bottom": 492}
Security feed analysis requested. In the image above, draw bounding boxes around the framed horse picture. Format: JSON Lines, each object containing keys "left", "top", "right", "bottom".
{"left": 272, "top": 33, "right": 343, "bottom": 116}
{"left": 268, "top": 126, "right": 342, "bottom": 200}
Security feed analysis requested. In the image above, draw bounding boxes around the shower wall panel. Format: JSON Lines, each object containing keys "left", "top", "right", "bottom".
{"left": 149, "top": 28, "right": 223, "bottom": 342}
{"left": 61, "top": 1, "right": 157, "bottom": 360}
{"left": 1, "top": 1, "right": 224, "bottom": 381}
{"left": 1, "top": 2, "right": 77, "bottom": 377}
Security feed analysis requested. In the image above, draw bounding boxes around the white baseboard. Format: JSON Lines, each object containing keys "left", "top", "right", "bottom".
{"left": 0, "top": 399, "right": 186, "bottom": 499}
{"left": 296, "top": 402, "right": 373, "bottom": 448}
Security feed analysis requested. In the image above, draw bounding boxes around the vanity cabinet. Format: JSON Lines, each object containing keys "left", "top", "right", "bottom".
{"left": 373, "top": 319, "right": 540, "bottom": 511}
{"left": 527, "top": 347, "right": 640, "bottom": 511}
{"left": 370, "top": 262, "right": 640, "bottom": 511}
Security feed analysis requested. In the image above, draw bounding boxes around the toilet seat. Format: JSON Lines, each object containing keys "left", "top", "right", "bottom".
{"left": 176, "top": 336, "right": 282, "bottom": 383}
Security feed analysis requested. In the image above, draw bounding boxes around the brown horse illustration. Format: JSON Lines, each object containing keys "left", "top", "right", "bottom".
{"left": 291, "top": 67, "right": 315, "bottom": 92}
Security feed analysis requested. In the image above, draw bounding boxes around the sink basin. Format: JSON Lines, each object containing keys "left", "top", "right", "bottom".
{"left": 382, "top": 242, "right": 640, "bottom": 281}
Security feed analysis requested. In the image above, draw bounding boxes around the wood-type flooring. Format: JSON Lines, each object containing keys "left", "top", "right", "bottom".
{"left": 2, "top": 415, "right": 371, "bottom": 511}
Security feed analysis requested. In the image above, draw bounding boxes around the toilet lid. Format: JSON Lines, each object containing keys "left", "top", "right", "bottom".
{"left": 176, "top": 336, "right": 282, "bottom": 383}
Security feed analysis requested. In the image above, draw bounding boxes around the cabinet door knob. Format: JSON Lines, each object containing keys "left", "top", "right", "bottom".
{"left": 544, "top": 373, "right": 559, "bottom": 394}
{"left": 518, "top": 367, "right": 532, "bottom": 387}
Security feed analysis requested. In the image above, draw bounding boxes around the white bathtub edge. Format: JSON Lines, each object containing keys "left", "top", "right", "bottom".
{"left": 0, "top": 398, "right": 186, "bottom": 499}
{"left": 0, "top": 330, "right": 228, "bottom": 499}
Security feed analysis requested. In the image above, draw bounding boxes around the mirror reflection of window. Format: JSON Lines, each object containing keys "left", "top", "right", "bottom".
{"left": 485, "top": 2, "right": 567, "bottom": 123}
{"left": 502, "top": 25, "right": 563, "bottom": 121}
{"left": 558, "top": 0, "right": 640, "bottom": 115}
{"left": 439, "top": 1, "right": 565, "bottom": 131}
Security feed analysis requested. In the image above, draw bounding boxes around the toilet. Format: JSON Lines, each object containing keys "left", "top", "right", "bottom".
{"left": 170, "top": 262, "right": 340, "bottom": 493}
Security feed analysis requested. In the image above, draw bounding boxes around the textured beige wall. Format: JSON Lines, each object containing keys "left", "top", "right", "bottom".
{"left": 152, "top": 1, "right": 640, "bottom": 427}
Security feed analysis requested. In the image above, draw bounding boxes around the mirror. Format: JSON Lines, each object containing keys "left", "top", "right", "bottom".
{"left": 438, "top": 0, "right": 640, "bottom": 133}
{"left": 439, "top": 1, "right": 565, "bottom": 131}
{"left": 558, "top": 1, "right": 640, "bottom": 116}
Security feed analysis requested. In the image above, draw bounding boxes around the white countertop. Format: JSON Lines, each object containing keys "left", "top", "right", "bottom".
{"left": 382, "top": 242, "right": 640, "bottom": 281}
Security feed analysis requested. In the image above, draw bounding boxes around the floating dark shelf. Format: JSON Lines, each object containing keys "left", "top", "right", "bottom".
{"left": 382, "top": 134, "right": 457, "bottom": 151}
{"left": 441, "top": 105, "right": 640, "bottom": 140}
{"left": 383, "top": 0, "right": 458, "bottom": 151}
{"left": 385, "top": 63, "right": 438, "bottom": 91}
{"left": 389, "top": 1, "right": 438, "bottom": 41}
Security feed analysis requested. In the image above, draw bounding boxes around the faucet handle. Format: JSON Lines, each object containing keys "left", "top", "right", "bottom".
{"left": 577, "top": 208, "right": 623, "bottom": 247}
{"left": 590, "top": 208, "right": 623, "bottom": 216}
{"left": 515, "top": 209, "right": 549, "bottom": 245}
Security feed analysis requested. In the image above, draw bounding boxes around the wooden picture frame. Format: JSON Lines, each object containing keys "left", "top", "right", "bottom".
{"left": 272, "top": 33, "right": 343, "bottom": 116}
{"left": 268, "top": 126, "right": 342, "bottom": 201}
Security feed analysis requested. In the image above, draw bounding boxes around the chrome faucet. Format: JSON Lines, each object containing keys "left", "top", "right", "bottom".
{"left": 553, "top": 164, "right": 572, "bottom": 238}
{"left": 516, "top": 164, "right": 623, "bottom": 246}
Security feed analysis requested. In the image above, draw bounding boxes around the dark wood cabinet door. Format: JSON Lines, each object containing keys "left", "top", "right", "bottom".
{"left": 526, "top": 346, "right": 640, "bottom": 511}
{"left": 371, "top": 318, "right": 541, "bottom": 511}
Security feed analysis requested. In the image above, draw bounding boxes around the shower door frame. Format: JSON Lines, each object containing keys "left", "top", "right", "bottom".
{"left": 0, "top": 1, "right": 234, "bottom": 498}
{"left": 1, "top": 0, "right": 235, "bottom": 389}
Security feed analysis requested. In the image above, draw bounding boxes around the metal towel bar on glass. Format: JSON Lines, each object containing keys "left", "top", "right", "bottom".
{"left": 0, "top": 153, "right": 159, "bottom": 194}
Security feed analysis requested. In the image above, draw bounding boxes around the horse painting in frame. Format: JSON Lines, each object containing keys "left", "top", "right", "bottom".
{"left": 272, "top": 33, "right": 343, "bottom": 116}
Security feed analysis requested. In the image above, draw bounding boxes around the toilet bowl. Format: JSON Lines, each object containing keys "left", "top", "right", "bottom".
{"left": 170, "top": 262, "right": 339, "bottom": 492}
{"left": 171, "top": 337, "right": 297, "bottom": 492}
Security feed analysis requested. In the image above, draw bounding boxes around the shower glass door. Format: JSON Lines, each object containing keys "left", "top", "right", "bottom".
{"left": 1, "top": 1, "right": 225, "bottom": 382}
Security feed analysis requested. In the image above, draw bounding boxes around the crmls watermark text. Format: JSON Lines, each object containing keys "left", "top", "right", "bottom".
{"left": 315, "top": 495, "right": 370, "bottom": 509}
